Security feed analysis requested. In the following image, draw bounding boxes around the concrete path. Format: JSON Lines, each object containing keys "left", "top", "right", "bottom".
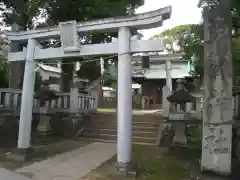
{"left": 15, "top": 142, "right": 116, "bottom": 180}
{"left": 0, "top": 168, "right": 31, "bottom": 180}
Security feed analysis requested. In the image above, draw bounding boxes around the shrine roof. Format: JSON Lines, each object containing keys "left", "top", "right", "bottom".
{"left": 38, "top": 63, "right": 61, "bottom": 73}
{"left": 132, "top": 66, "right": 191, "bottom": 79}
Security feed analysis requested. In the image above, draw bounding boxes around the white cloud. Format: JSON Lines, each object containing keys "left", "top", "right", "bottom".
{"left": 136, "top": 0, "right": 202, "bottom": 39}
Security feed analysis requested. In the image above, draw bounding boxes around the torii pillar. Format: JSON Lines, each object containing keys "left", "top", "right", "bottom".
{"left": 15, "top": 39, "right": 37, "bottom": 161}
{"left": 117, "top": 27, "right": 132, "bottom": 171}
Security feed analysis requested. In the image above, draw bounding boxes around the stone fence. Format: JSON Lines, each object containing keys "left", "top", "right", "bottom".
{"left": 99, "top": 96, "right": 142, "bottom": 109}
{"left": 0, "top": 88, "right": 97, "bottom": 114}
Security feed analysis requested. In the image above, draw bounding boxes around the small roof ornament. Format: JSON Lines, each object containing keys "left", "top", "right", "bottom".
{"left": 167, "top": 79, "right": 196, "bottom": 104}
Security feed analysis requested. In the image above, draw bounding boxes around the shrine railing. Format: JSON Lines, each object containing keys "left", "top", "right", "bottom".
{"left": 0, "top": 88, "right": 97, "bottom": 114}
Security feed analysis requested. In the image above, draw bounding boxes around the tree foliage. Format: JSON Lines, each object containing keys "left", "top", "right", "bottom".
{"left": 0, "top": 0, "right": 45, "bottom": 29}
{"left": 0, "top": 0, "right": 143, "bottom": 89}
{"left": 152, "top": 24, "right": 204, "bottom": 77}
{"left": 151, "top": 25, "right": 192, "bottom": 54}
{"left": 0, "top": 55, "right": 8, "bottom": 88}
{"left": 0, "top": 31, "right": 9, "bottom": 88}
{"left": 152, "top": 0, "right": 240, "bottom": 81}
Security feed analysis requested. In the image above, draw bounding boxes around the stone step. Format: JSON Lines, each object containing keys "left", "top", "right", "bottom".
{"left": 87, "top": 119, "right": 161, "bottom": 125}
{"left": 80, "top": 133, "right": 157, "bottom": 144}
{"left": 90, "top": 125, "right": 158, "bottom": 132}
{"left": 77, "top": 137, "right": 156, "bottom": 146}
{"left": 90, "top": 113, "right": 163, "bottom": 123}
{"left": 84, "top": 121, "right": 159, "bottom": 129}
{"left": 92, "top": 115, "right": 162, "bottom": 120}
{"left": 83, "top": 128, "right": 158, "bottom": 138}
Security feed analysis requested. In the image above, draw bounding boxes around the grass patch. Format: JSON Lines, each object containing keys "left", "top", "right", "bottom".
{"left": 83, "top": 145, "right": 194, "bottom": 180}
{"left": 132, "top": 145, "right": 189, "bottom": 180}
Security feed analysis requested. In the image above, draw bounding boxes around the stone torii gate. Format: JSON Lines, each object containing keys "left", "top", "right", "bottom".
{"left": 5, "top": 6, "right": 172, "bottom": 169}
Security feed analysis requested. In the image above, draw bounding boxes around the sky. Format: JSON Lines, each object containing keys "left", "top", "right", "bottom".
{"left": 136, "top": 0, "right": 202, "bottom": 39}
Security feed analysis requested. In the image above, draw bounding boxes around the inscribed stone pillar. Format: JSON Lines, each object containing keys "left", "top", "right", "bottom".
{"left": 201, "top": 1, "right": 233, "bottom": 175}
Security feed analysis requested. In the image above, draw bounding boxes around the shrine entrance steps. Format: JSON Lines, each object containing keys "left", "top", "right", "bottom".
{"left": 78, "top": 112, "right": 164, "bottom": 146}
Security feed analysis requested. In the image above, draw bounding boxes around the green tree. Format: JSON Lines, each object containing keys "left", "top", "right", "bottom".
{"left": 0, "top": 31, "right": 9, "bottom": 88}
{"left": 177, "top": 24, "right": 204, "bottom": 78}
{"left": 1, "top": 0, "right": 143, "bottom": 90}
{"left": 152, "top": 0, "right": 240, "bottom": 81}
{"left": 0, "top": 0, "right": 45, "bottom": 29}
{"left": 42, "top": 0, "right": 142, "bottom": 88}
{"left": 151, "top": 24, "right": 204, "bottom": 77}
{"left": 0, "top": 55, "right": 8, "bottom": 88}
{"left": 151, "top": 25, "right": 192, "bottom": 54}
{"left": 0, "top": 0, "right": 46, "bottom": 88}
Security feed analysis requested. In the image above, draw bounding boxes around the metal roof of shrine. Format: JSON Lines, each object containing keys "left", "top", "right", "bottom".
{"left": 132, "top": 56, "right": 191, "bottom": 79}
{"left": 132, "top": 68, "right": 191, "bottom": 79}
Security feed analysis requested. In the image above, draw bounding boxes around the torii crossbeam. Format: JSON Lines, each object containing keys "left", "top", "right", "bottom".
{"left": 6, "top": 6, "right": 171, "bottom": 171}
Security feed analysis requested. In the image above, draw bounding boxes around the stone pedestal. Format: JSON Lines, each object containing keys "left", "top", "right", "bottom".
{"left": 7, "top": 147, "right": 33, "bottom": 162}
{"left": 172, "top": 123, "right": 187, "bottom": 145}
{"left": 116, "top": 162, "right": 136, "bottom": 177}
{"left": 99, "top": 162, "right": 137, "bottom": 180}
{"left": 37, "top": 107, "right": 52, "bottom": 135}
{"left": 201, "top": 124, "right": 232, "bottom": 175}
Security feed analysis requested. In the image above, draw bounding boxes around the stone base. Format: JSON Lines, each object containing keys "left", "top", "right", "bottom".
{"left": 37, "top": 114, "right": 52, "bottom": 135}
{"left": 102, "top": 162, "right": 137, "bottom": 179}
{"left": 7, "top": 147, "right": 34, "bottom": 162}
{"left": 201, "top": 124, "right": 232, "bottom": 176}
{"left": 172, "top": 123, "right": 187, "bottom": 145}
{"left": 201, "top": 166, "right": 231, "bottom": 177}
{"left": 117, "top": 162, "right": 137, "bottom": 177}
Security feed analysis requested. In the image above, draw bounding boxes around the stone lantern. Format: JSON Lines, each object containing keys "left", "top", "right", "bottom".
{"left": 166, "top": 79, "right": 199, "bottom": 145}
{"left": 34, "top": 81, "right": 58, "bottom": 135}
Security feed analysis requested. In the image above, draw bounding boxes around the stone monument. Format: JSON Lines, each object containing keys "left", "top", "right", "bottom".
{"left": 201, "top": 0, "right": 233, "bottom": 175}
